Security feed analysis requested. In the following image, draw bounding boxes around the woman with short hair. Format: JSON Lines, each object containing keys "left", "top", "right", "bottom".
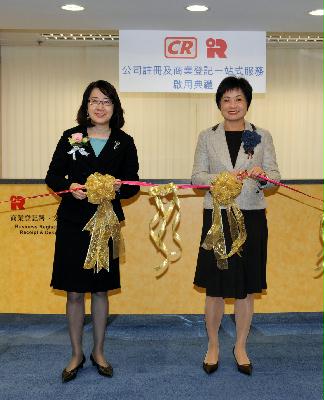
{"left": 192, "top": 76, "right": 280, "bottom": 375}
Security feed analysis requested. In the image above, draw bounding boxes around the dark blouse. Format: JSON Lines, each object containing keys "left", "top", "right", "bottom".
{"left": 225, "top": 131, "right": 243, "bottom": 167}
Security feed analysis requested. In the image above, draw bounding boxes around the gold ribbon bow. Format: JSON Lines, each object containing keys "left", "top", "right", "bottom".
{"left": 149, "top": 183, "right": 181, "bottom": 276}
{"left": 315, "top": 214, "right": 324, "bottom": 278}
{"left": 83, "top": 172, "right": 123, "bottom": 273}
{"left": 202, "top": 171, "right": 247, "bottom": 270}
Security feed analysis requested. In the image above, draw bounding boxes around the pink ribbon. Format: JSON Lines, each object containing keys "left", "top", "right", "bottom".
{"left": 120, "top": 180, "right": 209, "bottom": 190}
{"left": 122, "top": 178, "right": 323, "bottom": 203}
{"left": 253, "top": 175, "right": 323, "bottom": 203}
{"left": 1, "top": 176, "right": 322, "bottom": 207}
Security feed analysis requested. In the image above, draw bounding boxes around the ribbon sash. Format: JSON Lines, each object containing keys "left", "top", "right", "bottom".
{"left": 83, "top": 173, "right": 123, "bottom": 273}
{"left": 67, "top": 146, "right": 89, "bottom": 160}
{"left": 315, "top": 215, "right": 324, "bottom": 276}
{"left": 202, "top": 172, "right": 247, "bottom": 269}
{"left": 149, "top": 183, "right": 181, "bottom": 276}
{"left": 83, "top": 199, "right": 122, "bottom": 273}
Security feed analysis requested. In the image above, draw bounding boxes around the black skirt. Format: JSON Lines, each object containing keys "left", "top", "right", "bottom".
{"left": 194, "top": 209, "right": 268, "bottom": 299}
{"left": 51, "top": 219, "right": 120, "bottom": 293}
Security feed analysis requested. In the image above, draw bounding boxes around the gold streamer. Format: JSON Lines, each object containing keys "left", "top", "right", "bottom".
{"left": 202, "top": 172, "right": 247, "bottom": 270}
{"left": 315, "top": 214, "right": 324, "bottom": 278}
{"left": 83, "top": 173, "right": 123, "bottom": 273}
{"left": 149, "top": 183, "right": 181, "bottom": 276}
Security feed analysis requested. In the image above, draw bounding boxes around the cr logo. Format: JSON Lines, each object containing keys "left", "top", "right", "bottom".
{"left": 164, "top": 37, "right": 197, "bottom": 58}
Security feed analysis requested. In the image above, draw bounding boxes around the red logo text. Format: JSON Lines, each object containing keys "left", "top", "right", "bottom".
{"left": 164, "top": 37, "right": 197, "bottom": 58}
{"left": 206, "top": 38, "right": 227, "bottom": 58}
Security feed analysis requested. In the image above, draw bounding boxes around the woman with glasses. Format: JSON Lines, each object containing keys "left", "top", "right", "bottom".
{"left": 192, "top": 76, "right": 280, "bottom": 376}
{"left": 46, "top": 80, "right": 139, "bottom": 382}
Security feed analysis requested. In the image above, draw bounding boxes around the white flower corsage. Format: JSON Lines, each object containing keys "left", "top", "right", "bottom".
{"left": 67, "top": 133, "right": 89, "bottom": 160}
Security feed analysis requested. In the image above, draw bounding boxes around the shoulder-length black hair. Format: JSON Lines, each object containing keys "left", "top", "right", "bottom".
{"left": 215, "top": 76, "right": 253, "bottom": 110}
{"left": 77, "top": 80, "right": 125, "bottom": 129}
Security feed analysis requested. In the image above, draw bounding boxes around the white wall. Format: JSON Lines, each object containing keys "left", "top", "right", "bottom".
{"left": 1, "top": 45, "right": 323, "bottom": 179}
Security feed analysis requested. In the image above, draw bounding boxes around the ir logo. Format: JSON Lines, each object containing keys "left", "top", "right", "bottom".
{"left": 206, "top": 38, "right": 227, "bottom": 58}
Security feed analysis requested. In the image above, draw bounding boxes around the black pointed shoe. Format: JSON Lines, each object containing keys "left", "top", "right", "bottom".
{"left": 90, "top": 353, "right": 113, "bottom": 377}
{"left": 232, "top": 347, "right": 252, "bottom": 376}
{"left": 62, "top": 354, "right": 86, "bottom": 383}
{"left": 203, "top": 361, "right": 219, "bottom": 374}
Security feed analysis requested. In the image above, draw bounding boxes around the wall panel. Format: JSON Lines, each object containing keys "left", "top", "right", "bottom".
{"left": 0, "top": 183, "right": 322, "bottom": 314}
{"left": 1, "top": 46, "right": 323, "bottom": 180}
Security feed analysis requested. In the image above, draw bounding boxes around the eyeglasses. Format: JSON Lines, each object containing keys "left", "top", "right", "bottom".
{"left": 88, "top": 98, "right": 113, "bottom": 107}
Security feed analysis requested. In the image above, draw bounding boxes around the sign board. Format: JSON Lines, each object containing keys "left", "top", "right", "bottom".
{"left": 119, "top": 31, "right": 266, "bottom": 93}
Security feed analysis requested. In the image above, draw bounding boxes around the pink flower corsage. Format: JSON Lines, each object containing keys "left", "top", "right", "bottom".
{"left": 67, "top": 133, "right": 89, "bottom": 160}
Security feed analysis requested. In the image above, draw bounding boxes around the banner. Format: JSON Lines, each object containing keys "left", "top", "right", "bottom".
{"left": 119, "top": 30, "right": 266, "bottom": 93}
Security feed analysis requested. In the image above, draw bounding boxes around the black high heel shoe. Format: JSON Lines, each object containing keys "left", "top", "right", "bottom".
{"left": 90, "top": 353, "right": 113, "bottom": 377}
{"left": 232, "top": 347, "right": 252, "bottom": 375}
{"left": 203, "top": 361, "right": 219, "bottom": 374}
{"left": 62, "top": 354, "right": 86, "bottom": 383}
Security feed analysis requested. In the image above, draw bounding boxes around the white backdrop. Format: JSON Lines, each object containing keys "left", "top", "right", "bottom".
{"left": 0, "top": 45, "right": 323, "bottom": 180}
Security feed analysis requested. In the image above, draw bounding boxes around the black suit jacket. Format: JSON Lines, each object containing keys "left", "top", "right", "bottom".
{"left": 45, "top": 125, "right": 140, "bottom": 224}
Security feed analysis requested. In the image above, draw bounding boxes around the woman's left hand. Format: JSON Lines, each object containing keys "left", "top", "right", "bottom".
{"left": 114, "top": 179, "right": 122, "bottom": 192}
{"left": 247, "top": 166, "right": 267, "bottom": 180}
